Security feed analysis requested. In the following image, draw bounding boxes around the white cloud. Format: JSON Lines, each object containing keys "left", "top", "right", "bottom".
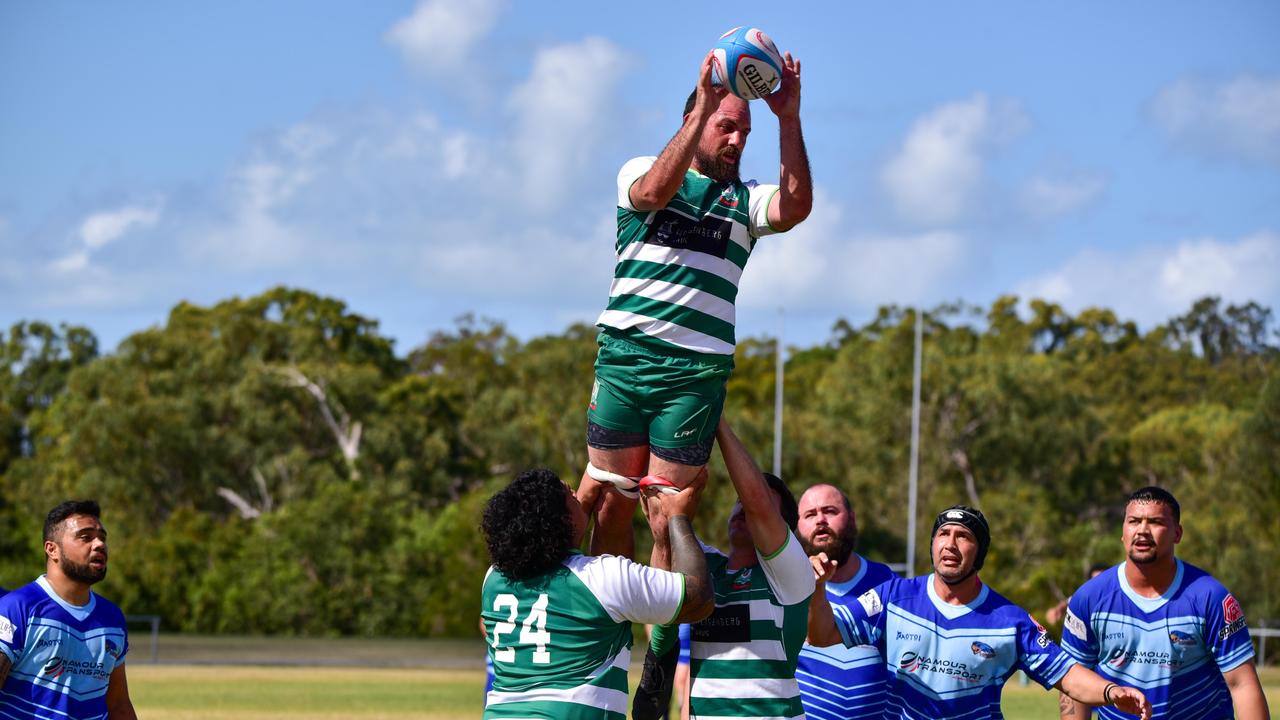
{"left": 79, "top": 204, "right": 161, "bottom": 250}
{"left": 1152, "top": 75, "right": 1280, "bottom": 166}
{"left": 507, "top": 37, "right": 630, "bottom": 212}
{"left": 385, "top": 0, "right": 503, "bottom": 73}
{"left": 1020, "top": 172, "right": 1106, "bottom": 220}
{"left": 1018, "top": 230, "right": 1280, "bottom": 324}
{"left": 881, "top": 94, "right": 1027, "bottom": 227}
{"left": 739, "top": 188, "right": 969, "bottom": 310}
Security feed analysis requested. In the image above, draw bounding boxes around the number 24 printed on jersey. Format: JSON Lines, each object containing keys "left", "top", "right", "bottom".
{"left": 492, "top": 593, "right": 553, "bottom": 664}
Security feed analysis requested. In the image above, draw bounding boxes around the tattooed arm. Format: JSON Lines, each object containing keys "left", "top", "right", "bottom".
{"left": 1059, "top": 692, "right": 1092, "bottom": 719}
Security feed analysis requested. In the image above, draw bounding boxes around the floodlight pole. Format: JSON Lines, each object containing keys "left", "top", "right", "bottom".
{"left": 773, "top": 307, "right": 784, "bottom": 477}
{"left": 905, "top": 309, "right": 924, "bottom": 577}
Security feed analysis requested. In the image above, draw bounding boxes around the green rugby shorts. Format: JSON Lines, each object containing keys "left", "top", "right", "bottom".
{"left": 587, "top": 331, "right": 732, "bottom": 452}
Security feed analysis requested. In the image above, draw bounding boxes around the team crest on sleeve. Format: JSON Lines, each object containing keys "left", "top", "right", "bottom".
{"left": 1064, "top": 608, "right": 1088, "bottom": 641}
{"left": 1219, "top": 594, "right": 1247, "bottom": 640}
{"left": 857, "top": 589, "right": 883, "bottom": 617}
{"left": 0, "top": 616, "right": 14, "bottom": 643}
{"left": 1032, "top": 618, "right": 1051, "bottom": 648}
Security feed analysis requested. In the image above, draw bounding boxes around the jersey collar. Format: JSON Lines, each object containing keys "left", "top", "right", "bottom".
{"left": 36, "top": 575, "right": 97, "bottom": 621}
{"left": 826, "top": 554, "right": 868, "bottom": 597}
{"left": 926, "top": 573, "right": 990, "bottom": 619}
{"left": 1117, "top": 558, "right": 1184, "bottom": 612}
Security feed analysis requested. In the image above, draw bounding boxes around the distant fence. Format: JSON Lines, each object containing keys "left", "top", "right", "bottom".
{"left": 1255, "top": 626, "right": 1279, "bottom": 668}
{"left": 125, "top": 615, "right": 161, "bottom": 663}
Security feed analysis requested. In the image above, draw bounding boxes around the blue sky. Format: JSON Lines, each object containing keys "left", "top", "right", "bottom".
{"left": 2, "top": 1, "right": 1278, "bottom": 354}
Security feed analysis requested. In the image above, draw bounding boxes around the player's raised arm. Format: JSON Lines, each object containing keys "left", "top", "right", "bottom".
{"left": 629, "top": 52, "right": 725, "bottom": 211}
{"left": 1056, "top": 665, "right": 1152, "bottom": 720}
{"left": 642, "top": 470, "right": 714, "bottom": 624}
{"left": 715, "top": 417, "right": 788, "bottom": 556}
{"left": 762, "top": 51, "right": 811, "bottom": 232}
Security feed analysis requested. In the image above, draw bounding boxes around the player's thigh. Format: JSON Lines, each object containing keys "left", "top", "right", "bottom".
{"left": 647, "top": 374, "right": 726, "bottom": 484}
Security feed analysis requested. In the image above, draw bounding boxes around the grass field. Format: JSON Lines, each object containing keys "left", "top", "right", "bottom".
{"left": 128, "top": 663, "right": 1280, "bottom": 719}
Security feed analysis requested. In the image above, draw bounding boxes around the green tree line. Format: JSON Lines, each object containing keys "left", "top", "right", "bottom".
{"left": 1, "top": 288, "right": 1276, "bottom": 638}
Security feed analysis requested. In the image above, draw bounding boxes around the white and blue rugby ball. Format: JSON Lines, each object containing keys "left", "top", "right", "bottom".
{"left": 711, "top": 27, "right": 784, "bottom": 100}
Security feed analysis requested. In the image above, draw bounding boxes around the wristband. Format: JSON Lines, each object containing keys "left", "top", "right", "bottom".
{"left": 1102, "top": 682, "right": 1117, "bottom": 705}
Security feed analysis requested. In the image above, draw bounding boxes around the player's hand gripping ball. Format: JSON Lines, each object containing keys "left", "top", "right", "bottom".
{"left": 711, "top": 27, "right": 784, "bottom": 100}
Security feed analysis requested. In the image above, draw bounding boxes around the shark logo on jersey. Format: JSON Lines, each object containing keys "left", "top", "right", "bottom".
{"left": 732, "top": 567, "right": 753, "bottom": 589}
{"left": 971, "top": 641, "right": 997, "bottom": 658}
{"left": 1168, "top": 630, "right": 1197, "bottom": 647}
{"left": 0, "top": 616, "right": 14, "bottom": 644}
{"left": 105, "top": 640, "right": 122, "bottom": 659}
{"left": 1063, "top": 608, "right": 1087, "bottom": 641}
{"left": 857, "top": 588, "right": 883, "bottom": 617}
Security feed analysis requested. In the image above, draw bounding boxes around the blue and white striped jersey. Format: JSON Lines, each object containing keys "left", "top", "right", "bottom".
{"left": 0, "top": 576, "right": 129, "bottom": 720}
{"left": 797, "top": 555, "right": 900, "bottom": 720}
{"left": 831, "top": 574, "right": 1075, "bottom": 719}
{"left": 1061, "top": 560, "right": 1254, "bottom": 720}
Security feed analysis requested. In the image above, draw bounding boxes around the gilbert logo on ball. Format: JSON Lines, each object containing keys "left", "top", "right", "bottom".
{"left": 711, "top": 27, "right": 784, "bottom": 100}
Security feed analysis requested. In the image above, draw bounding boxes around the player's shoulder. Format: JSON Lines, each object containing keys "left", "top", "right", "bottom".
{"left": 864, "top": 558, "right": 901, "bottom": 584}
{"left": 0, "top": 581, "right": 45, "bottom": 611}
{"left": 619, "top": 156, "right": 658, "bottom": 175}
{"left": 89, "top": 591, "right": 127, "bottom": 625}
{"left": 1072, "top": 565, "right": 1122, "bottom": 603}
{"left": 1176, "top": 561, "right": 1234, "bottom": 603}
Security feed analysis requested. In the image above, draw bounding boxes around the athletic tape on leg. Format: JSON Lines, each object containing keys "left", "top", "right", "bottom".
{"left": 586, "top": 463, "right": 641, "bottom": 499}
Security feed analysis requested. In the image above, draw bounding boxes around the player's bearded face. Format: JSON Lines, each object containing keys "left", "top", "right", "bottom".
{"left": 58, "top": 541, "right": 108, "bottom": 585}
{"left": 694, "top": 147, "right": 741, "bottom": 184}
{"left": 802, "top": 523, "right": 856, "bottom": 566}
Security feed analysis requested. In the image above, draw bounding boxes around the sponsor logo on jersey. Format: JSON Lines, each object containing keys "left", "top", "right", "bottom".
{"left": 0, "top": 616, "right": 14, "bottom": 644}
{"left": 732, "top": 567, "right": 753, "bottom": 590}
{"left": 1105, "top": 647, "right": 1177, "bottom": 670}
{"left": 39, "top": 656, "right": 112, "bottom": 680}
{"left": 896, "top": 631, "right": 922, "bottom": 641}
{"left": 897, "top": 651, "right": 985, "bottom": 682}
{"left": 1063, "top": 609, "right": 1088, "bottom": 641}
{"left": 857, "top": 589, "right": 883, "bottom": 617}
{"left": 971, "top": 641, "right": 997, "bottom": 658}
{"left": 718, "top": 187, "right": 739, "bottom": 208}
{"left": 1219, "top": 594, "right": 1247, "bottom": 640}
{"left": 589, "top": 381, "right": 599, "bottom": 411}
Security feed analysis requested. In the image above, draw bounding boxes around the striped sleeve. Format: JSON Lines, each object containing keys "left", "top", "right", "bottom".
{"left": 617, "top": 156, "right": 657, "bottom": 210}
{"left": 757, "top": 531, "right": 815, "bottom": 606}
{"left": 832, "top": 584, "right": 887, "bottom": 649}
{"left": 1017, "top": 613, "right": 1076, "bottom": 689}
{"left": 1206, "top": 587, "right": 1255, "bottom": 672}
{"left": 747, "top": 181, "right": 780, "bottom": 237}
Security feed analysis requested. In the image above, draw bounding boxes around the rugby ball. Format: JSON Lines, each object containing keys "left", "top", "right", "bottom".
{"left": 712, "top": 27, "right": 784, "bottom": 100}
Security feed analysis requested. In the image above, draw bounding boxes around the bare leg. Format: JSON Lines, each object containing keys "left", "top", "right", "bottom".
{"left": 584, "top": 446, "right": 649, "bottom": 557}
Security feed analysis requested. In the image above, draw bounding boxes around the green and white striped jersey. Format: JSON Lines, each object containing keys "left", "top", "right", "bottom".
{"left": 597, "top": 156, "right": 780, "bottom": 356}
{"left": 482, "top": 552, "right": 686, "bottom": 719}
{"left": 655, "top": 531, "right": 814, "bottom": 720}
